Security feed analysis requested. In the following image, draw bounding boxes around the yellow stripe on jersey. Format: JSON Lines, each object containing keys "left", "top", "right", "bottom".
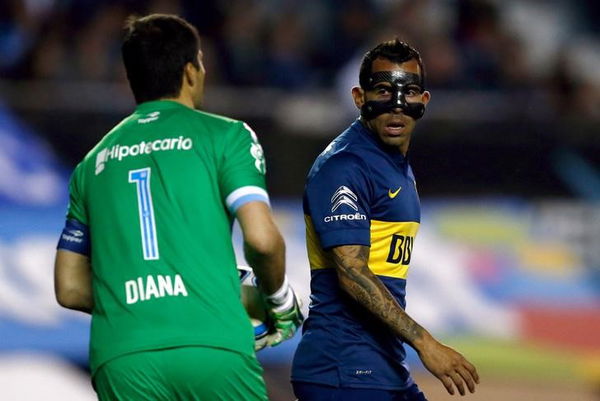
{"left": 369, "top": 220, "right": 420, "bottom": 279}
{"left": 305, "top": 215, "right": 334, "bottom": 270}
{"left": 306, "top": 216, "right": 419, "bottom": 278}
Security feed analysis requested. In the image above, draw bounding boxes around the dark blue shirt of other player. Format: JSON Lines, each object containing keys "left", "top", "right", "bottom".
{"left": 291, "top": 120, "right": 421, "bottom": 390}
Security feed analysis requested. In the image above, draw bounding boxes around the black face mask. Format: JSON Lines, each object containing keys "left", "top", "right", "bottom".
{"left": 361, "top": 71, "right": 426, "bottom": 120}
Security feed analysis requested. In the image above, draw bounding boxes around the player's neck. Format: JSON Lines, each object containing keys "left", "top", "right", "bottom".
{"left": 160, "top": 84, "right": 196, "bottom": 110}
{"left": 159, "top": 95, "right": 195, "bottom": 110}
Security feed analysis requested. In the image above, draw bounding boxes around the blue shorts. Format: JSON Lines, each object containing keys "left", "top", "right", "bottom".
{"left": 292, "top": 382, "right": 428, "bottom": 401}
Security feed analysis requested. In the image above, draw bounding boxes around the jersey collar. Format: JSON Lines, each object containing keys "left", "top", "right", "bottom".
{"left": 353, "top": 120, "right": 408, "bottom": 166}
{"left": 135, "top": 100, "right": 190, "bottom": 112}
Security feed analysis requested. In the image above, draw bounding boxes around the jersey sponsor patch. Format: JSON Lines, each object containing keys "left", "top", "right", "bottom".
{"left": 324, "top": 186, "right": 367, "bottom": 223}
{"left": 331, "top": 186, "right": 358, "bottom": 212}
{"left": 95, "top": 137, "right": 193, "bottom": 175}
{"left": 369, "top": 220, "right": 419, "bottom": 279}
{"left": 137, "top": 111, "right": 160, "bottom": 124}
{"left": 57, "top": 219, "right": 91, "bottom": 256}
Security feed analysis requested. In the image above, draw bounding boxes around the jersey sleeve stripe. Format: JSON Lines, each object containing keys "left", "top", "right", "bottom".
{"left": 226, "top": 186, "right": 270, "bottom": 213}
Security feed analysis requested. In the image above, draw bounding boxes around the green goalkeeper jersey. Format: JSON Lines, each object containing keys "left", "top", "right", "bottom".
{"left": 66, "top": 100, "right": 269, "bottom": 375}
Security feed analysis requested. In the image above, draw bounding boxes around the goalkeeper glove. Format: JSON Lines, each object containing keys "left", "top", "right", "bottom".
{"left": 263, "top": 276, "right": 304, "bottom": 347}
{"left": 238, "top": 265, "right": 271, "bottom": 352}
{"left": 253, "top": 319, "right": 269, "bottom": 352}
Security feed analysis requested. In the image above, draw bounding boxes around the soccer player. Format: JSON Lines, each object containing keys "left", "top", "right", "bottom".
{"left": 291, "top": 39, "right": 479, "bottom": 400}
{"left": 54, "top": 14, "right": 303, "bottom": 401}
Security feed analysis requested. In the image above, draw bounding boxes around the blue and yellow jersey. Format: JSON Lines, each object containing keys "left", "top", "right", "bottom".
{"left": 291, "top": 120, "right": 420, "bottom": 390}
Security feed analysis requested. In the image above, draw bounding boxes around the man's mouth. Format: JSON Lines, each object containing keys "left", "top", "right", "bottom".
{"left": 384, "top": 121, "right": 406, "bottom": 135}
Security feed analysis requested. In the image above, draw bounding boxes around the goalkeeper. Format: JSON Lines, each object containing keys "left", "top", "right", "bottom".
{"left": 53, "top": 13, "right": 302, "bottom": 401}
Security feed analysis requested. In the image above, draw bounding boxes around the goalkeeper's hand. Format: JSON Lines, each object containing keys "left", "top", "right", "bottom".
{"left": 263, "top": 276, "right": 304, "bottom": 347}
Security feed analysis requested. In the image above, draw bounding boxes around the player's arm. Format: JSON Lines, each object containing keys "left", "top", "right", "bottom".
{"left": 331, "top": 244, "right": 479, "bottom": 396}
{"left": 236, "top": 201, "right": 304, "bottom": 346}
{"left": 221, "top": 121, "right": 303, "bottom": 346}
{"left": 237, "top": 201, "right": 285, "bottom": 294}
{"left": 54, "top": 249, "right": 93, "bottom": 314}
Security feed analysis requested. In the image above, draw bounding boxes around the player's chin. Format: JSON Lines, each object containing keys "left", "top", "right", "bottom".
{"left": 380, "top": 134, "right": 408, "bottom": 147}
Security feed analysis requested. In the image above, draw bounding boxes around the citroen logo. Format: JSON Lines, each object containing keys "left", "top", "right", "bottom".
{"left": 331, "top": 186, "right": 358, "bottom": 212}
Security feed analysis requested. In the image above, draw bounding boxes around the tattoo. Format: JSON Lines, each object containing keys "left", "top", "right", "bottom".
{"left": 331, "top": 245, "right": 425, "bottom": 345}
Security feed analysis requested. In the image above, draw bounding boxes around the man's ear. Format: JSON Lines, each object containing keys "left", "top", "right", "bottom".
{"left": 421, "top": 90, "right": 431, "bottom": 107}
{"left": 351, "top": 86, "right": 365, "bottom": 110}
{"left": 184, "top": 62, "right": 196, "bottom": 86}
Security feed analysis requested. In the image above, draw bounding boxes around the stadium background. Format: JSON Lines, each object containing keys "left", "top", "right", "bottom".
{"left": 0, "top": 0, "right": 598, "bottom": 399}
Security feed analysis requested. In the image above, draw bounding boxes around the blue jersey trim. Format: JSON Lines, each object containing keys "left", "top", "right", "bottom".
{"left": 226, "top": 185, "right": 270, "bottom": 213}
{"left": 57, "top": 219, "right": 90, "bottom": 256}
{"left": 230, "top": 193, "right": 270, "bottom": 213}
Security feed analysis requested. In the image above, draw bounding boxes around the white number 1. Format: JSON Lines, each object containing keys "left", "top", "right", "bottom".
{"left": 129, "top": 167, "right": 159, "bottom": 260}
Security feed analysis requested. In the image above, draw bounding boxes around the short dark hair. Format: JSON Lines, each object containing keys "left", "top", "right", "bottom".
{"left": 359, "top": 39, "right": 425, "bottom": 89}
{"left": 122, "top": 14, "right": 200, "bottom": 104}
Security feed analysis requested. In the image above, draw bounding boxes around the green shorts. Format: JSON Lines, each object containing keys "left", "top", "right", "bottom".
{"left": 93, "top": 346, "right": 268, "bottom": 401}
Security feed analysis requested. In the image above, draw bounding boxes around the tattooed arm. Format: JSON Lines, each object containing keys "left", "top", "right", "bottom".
{"left": 331, "top": 245, "right": 426, "bottom": 344}
{"left": 331, "top": 245, "right": 480, "bottom": 396}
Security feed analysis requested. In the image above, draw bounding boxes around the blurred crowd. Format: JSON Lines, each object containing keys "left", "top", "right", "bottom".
{"left": 1, "top": 0, "right": 599, "bottom": 118}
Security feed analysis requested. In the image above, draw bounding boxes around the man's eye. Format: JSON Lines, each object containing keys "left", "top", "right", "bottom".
{"left": 376, "top": 87, "right": 391, "bottom": 95}
{"left": 405, "top": 87, "right": 422, "bottom": 96}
